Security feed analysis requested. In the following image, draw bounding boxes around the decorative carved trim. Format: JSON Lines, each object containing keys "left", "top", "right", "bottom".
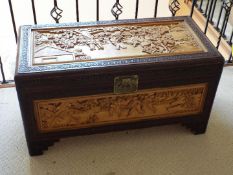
{"left": 34, "top": 83, "right": 207, "bottom": 133}
{"left": 17, "top": 17, "right": 219, "bottom": 73}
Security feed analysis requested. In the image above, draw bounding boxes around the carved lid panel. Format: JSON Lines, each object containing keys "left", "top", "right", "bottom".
{"left": 32, "top": 21, "right": 206, "bottom": 66}
{"left": 17, "top": 17, "right": 217, "bottom": 73}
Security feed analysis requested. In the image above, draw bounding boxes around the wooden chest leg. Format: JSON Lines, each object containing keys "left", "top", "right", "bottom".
{"left": 182, "top": 120, "right": 208, "bottom": 135}
{"left": 27, "top": 139, "right": 59, "bottom": 156}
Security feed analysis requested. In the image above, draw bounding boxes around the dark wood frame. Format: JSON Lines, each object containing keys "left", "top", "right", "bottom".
{"left": 15, "top": 16, "right": 224, "bottom": 156}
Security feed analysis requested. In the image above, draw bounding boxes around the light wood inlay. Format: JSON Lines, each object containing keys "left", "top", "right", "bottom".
{"left": 34, "top": 83, "right": 207, "bottom": 133}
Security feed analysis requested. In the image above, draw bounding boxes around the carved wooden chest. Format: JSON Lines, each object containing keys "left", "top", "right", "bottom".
{"left": 15, "top": 17, "right": 224, "bottom": 156}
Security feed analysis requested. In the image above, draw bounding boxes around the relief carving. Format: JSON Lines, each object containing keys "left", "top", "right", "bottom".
{"left": 34, "top": 84, "right": 207, "bottom": 132}
{"left": 32, "top": 21, "right": 205, "bottom": 65}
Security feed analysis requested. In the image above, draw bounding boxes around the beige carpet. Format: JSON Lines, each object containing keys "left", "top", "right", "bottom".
{"left": 0, "top": 67, "right": 233, "bottom": 175}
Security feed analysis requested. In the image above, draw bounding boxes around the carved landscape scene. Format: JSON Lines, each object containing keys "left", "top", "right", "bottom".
{"left": 32, "top": 21, "right": 205, "bottom": 65}
{"left": 34, "top": 84, "right": 207, "bottom": 132}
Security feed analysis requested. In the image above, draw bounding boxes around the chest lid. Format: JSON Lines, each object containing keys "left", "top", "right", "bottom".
{"left": 16, "top": 16, "right": 220, "bottom": 74}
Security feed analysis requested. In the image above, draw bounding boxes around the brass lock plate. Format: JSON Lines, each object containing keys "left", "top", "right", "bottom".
{"left": 114, "top": 75, "right": 139, "bottom": 94}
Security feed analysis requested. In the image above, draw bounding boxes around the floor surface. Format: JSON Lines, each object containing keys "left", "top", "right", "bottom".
{"left": 0, "top": 66, "right": 233, "bottom": 175}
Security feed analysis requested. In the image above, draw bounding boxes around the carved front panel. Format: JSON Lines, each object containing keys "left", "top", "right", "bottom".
{"left": 34, "top": 83, "right": 207, "bottom": 133}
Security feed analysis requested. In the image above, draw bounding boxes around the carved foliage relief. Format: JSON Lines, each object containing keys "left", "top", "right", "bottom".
{"left": 34, "top": 84, "right": 207, "bottom": 132}
{"left": 32, "top": 21, "right": 205, "bottom": 65}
